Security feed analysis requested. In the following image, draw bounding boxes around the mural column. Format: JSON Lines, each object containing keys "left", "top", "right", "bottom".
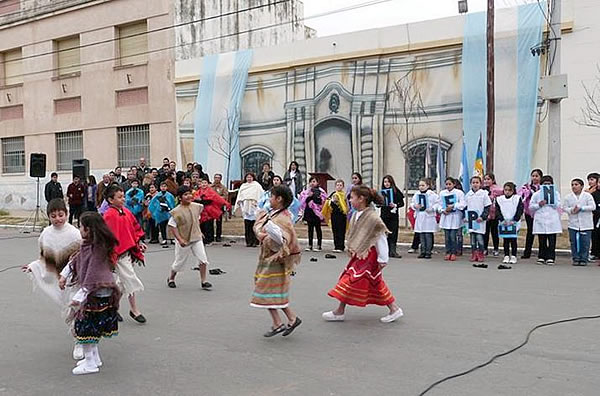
{"left": 285, "top": 107, "right": 295, "bottom": 166}
{"left": 293, "top": 108, "right": 307, "bottom": 174}
{"left": 360, "top": 114, "right": 374, "bottom": 186}
{"left": 373, "top": 100, "right": 386, "bottom": 186}
{"left": 304, "top": 105, "right": 315, "bottom": 174}
{"left": 350, "top": 101, "right": 362, "bottom": 174}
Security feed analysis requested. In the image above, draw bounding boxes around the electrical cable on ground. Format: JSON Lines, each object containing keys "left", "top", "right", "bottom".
{"left": 0, "top": 265, "right": 22, "bottom": 273}
{"left": 418, "top": 314, "right": 600, "bottom": 396}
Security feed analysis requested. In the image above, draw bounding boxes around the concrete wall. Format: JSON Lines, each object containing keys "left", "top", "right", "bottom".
{"left": 0, "top": 0, "right": 176, "bottom": 210}
{"left": 174, "top": 0, "right": 311, "bottom": 60}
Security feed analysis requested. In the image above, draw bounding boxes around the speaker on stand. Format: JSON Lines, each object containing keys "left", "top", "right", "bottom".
{"left": 21, "top": 153, "right": 47, "bottom": 233}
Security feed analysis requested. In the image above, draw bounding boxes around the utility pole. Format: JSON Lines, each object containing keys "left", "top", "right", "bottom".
{"left": 486, "top": 0, "right": 495, "bottom": 174}
{"left": 547, "top": 0, "right": 562, "bottom": 186}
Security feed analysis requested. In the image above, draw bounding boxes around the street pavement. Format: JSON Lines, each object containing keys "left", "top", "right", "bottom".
{"left": 1, "top": 229, "right": 600, "bottom": 396}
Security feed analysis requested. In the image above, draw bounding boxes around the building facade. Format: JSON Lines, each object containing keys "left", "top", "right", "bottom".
{"left": 176, "top": 0, "right": 599, "bottom": 196}
{"left": 0, "top": 0, "right": 312, "bottom": 210}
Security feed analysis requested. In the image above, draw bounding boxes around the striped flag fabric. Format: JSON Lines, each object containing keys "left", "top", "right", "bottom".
{"left": 473, "top": 133, "right": 484, "bottom": 178}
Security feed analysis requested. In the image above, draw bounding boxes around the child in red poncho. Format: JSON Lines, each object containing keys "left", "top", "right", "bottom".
{"left": 194, "top": 178, "right": 231, "bottom": 245}
{"left": 103, "top": 184, "right": 147, "bottom": 324}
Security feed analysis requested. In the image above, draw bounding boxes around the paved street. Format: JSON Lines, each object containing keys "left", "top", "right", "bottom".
{"left": 1, "top": 229, "right": 600, "bottom": 396}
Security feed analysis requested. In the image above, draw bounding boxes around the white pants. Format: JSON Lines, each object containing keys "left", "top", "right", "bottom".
{"left": 171, "top": 240, "right": 209, "bottom": 272}
{"left": 115, "top": 253, "right": 144, "bottom": 296}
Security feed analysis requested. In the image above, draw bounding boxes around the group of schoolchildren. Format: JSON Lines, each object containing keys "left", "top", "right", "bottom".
{"left": 408, "top": 169, "right": 600, "bottom": 270}
{"left": 24, "top": 161, "right": 411, "bottom": 375}
{"left": 27, "top": 159, "right": 600, "bottom": 376}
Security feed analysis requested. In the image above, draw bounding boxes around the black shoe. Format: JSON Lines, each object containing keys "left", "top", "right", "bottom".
{"left": 417, "top": 253, "right": 426, "bottom": 259}
{"left": 497, "top": 264, "right": 512, "bottom": 270}
{"left": 167, "top": 278, "right": 176, "bottom": 288}
{"left": 215, "top": 237, "right": 222, "bottom": 242}
{"left": 282, "top": 317, "right": 302, "bottom": 337}
{"left": 149, "top": 240, "right": 159, "bottom": 244}
{"left": 324, "top": 254, "right": 337, "bottom": 259}
{"left": 424, "top": 254, "right": 432, "bottom": 259}
{"left": 129, "top": 311, "right": 146, "bottom": 324}
{"left": 263, "top": 324, "right": 286, "bottom": 338}
{"left": 521, "top": 254, "right": 531, "bottom": 259}
{"left": 201, "top": 281, "right": 213, "bottom": 290}
{"left": 473, "top": 263, "right": 488, "bottom": 269}
{"left": 116, "top": 312, "right": 123, "bottom": 322}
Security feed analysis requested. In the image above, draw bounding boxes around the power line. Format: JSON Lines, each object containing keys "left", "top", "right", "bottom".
{"left": 1, "top": 0, "right": 292, "bottom": 65}
{"left": 0, "top": 0, "right": 105, "bottom": 22}
{"left": 5, "top": 0, "right": 394, "bottom": 80}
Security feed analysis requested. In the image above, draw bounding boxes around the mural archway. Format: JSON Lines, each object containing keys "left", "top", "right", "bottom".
{"left": 314, "top": 117, "right": 353, "bottom": 183}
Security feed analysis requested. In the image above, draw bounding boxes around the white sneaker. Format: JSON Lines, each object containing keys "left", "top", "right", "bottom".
{"left": 322, "top": 311, "right": 345, "bottom": 321}
{"left": 72, "top": 364, "right": 99, "bottom": 375}
{"left": 493, "top": 250, "right": 499, "bottom": 257}
{"left": 502, "top": 256, "right": 510, "bottom": 264}
{"left": 305, "top": 247, "right": 313, "bottom": 252}
{"left": 509, "top": 256, "right": 517, "bottom": 264}
{"left": 380, "top": 308, "right": 404, "bottom": 323}
{"left": 407, "top": 248, "right": 416, "bottom": 253}
{"left": 536, "top": 258, "right": 545, "bottom": 265}
{"left": 77, "top": 357, "right": 102, "bottom": 367}
{"left": 545, "top": 259, "right": 555, "bottom": 266}
{"left": 72, "top": 344, "right": 84, "bottom": 360}
{"left": 332, "top": 249, "right": 342, "bottom": 253}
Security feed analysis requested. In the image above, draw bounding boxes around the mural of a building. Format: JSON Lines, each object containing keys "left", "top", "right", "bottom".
{"left": 177, "top": 44, "right": 463, "bottom": 190}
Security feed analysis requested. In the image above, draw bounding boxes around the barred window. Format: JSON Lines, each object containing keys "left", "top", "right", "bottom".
{"left": 117, "top": 124, "right": 150, "bottom": 167}
{"left": 56, "top": 131, "right": 83, "bottom": 171}
{"left": 2, "top": 136, "right": 25, "bottom": 174}
{"left": 403, "top": 138, "right": 450, "bottom": 190}
{"left": 242, "top": 151, "right": 271, "bottom": 177}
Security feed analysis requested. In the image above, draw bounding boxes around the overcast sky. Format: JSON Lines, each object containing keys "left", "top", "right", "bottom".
{"left": 302, "top": 0, "right": 537, "bottom": 37}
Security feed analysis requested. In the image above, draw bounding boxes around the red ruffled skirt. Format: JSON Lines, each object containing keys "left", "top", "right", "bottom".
{"left": 328, "top": 247, "right": 395, "bottom": 307}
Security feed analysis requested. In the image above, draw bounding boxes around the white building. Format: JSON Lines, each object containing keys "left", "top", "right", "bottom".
{"left": 175, "top": 0, "right": 599, "bottom": 196}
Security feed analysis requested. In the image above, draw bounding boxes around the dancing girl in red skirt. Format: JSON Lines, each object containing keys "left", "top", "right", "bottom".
{"left": 322, "top": 185, "right": 404, "bottom": 323}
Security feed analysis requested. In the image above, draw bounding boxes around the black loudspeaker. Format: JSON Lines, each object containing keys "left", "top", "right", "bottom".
{"left": 30, "top": 153, "right": 47, "bottom": 178}
{"left": 72, "top": 159, "right": 90, "bottom": 180}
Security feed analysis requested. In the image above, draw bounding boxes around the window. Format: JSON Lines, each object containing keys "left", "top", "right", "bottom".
{"left": 117, "top": 124, "right": 150, "bottom": 167}
{"left": 403, "top": 138, "right": 450, "bottom": 190}
{"left": 242, "top": 150, "right": 272, "bottom": 177}
{"left": 56, "top": 131, "right": 83, "bottom": 171}
{"left": 117, "top": 21, "right": 148, "bottom": 66}
{"left": 2, "top": 48, "right": 23, "bottom": 86}
{"left": 56, "top": 36, "right": 80, "bottom": 76}
{"left": 2, "top": 136, "right": 25, "bottom": 174}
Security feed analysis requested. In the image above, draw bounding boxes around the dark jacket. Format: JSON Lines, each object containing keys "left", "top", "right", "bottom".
{"left": 67, "top": 182, "right": 86, "bottom": 206}
{"left": 380, "top": 187, "right": 405, "bottom": 220}
{"left": 44, "top": 181, "right": 63, "bottom": 203}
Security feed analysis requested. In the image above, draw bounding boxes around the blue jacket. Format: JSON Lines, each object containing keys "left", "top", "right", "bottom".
{"left": 149, "top": 191, "right": 175, "bottom": 224}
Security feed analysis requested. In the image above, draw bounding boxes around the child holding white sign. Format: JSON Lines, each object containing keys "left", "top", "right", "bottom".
{"left": 529, "top": 175, "right": 562, "bottom": 265}
{"left": 495, "top": 182, "right": 524, "bottom": 269}
{"left": 411, "top": 178, "right": 440, "bottom": 259}
{"left": 563, "top": 178, "right": 595, "bottom": 266}
{"left": 465, "top": 176, "right": 492, "bottom": 267}
{"left": 439, "top": 177, "right": 466, "bottom": 261}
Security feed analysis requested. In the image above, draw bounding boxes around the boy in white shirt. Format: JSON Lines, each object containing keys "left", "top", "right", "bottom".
{"left": 563, "top": 178, "right": 596, "bottom": 266}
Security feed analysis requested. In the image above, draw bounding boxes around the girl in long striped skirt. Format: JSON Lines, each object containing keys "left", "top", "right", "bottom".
{"left": 322, "top": 186, "right": 404, "bottom": 323}
{"left": 251, "top": 186, "right": 302, "bottom": 337}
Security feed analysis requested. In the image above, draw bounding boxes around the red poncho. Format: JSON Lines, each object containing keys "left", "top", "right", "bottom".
{"left": 104, "top": 206, "right": 145, "bottom": 264}
{"left": 193, "top": 187, "right": 232, "bottom": 223}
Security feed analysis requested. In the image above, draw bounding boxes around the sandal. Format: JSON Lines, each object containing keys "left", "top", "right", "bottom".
{"left": 282, "top": 317, "right": 302, "bottom": 337}
{"left": 167, "top": 278, "right": 176, "bottom": 288}
{"left": 263, "top": 324, "right": 286, "bottom": 338}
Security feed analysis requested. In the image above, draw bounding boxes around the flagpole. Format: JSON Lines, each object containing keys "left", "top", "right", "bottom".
{"left": 486, "top": 0, "right": 495, "bottom": 174}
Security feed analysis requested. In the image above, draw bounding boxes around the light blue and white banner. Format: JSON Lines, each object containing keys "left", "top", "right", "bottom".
{"left": 462, "top": 3, "right": 544, "bottom": 185}
{"left": 194, "top": 49, "right": 253, "bottom": 183}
